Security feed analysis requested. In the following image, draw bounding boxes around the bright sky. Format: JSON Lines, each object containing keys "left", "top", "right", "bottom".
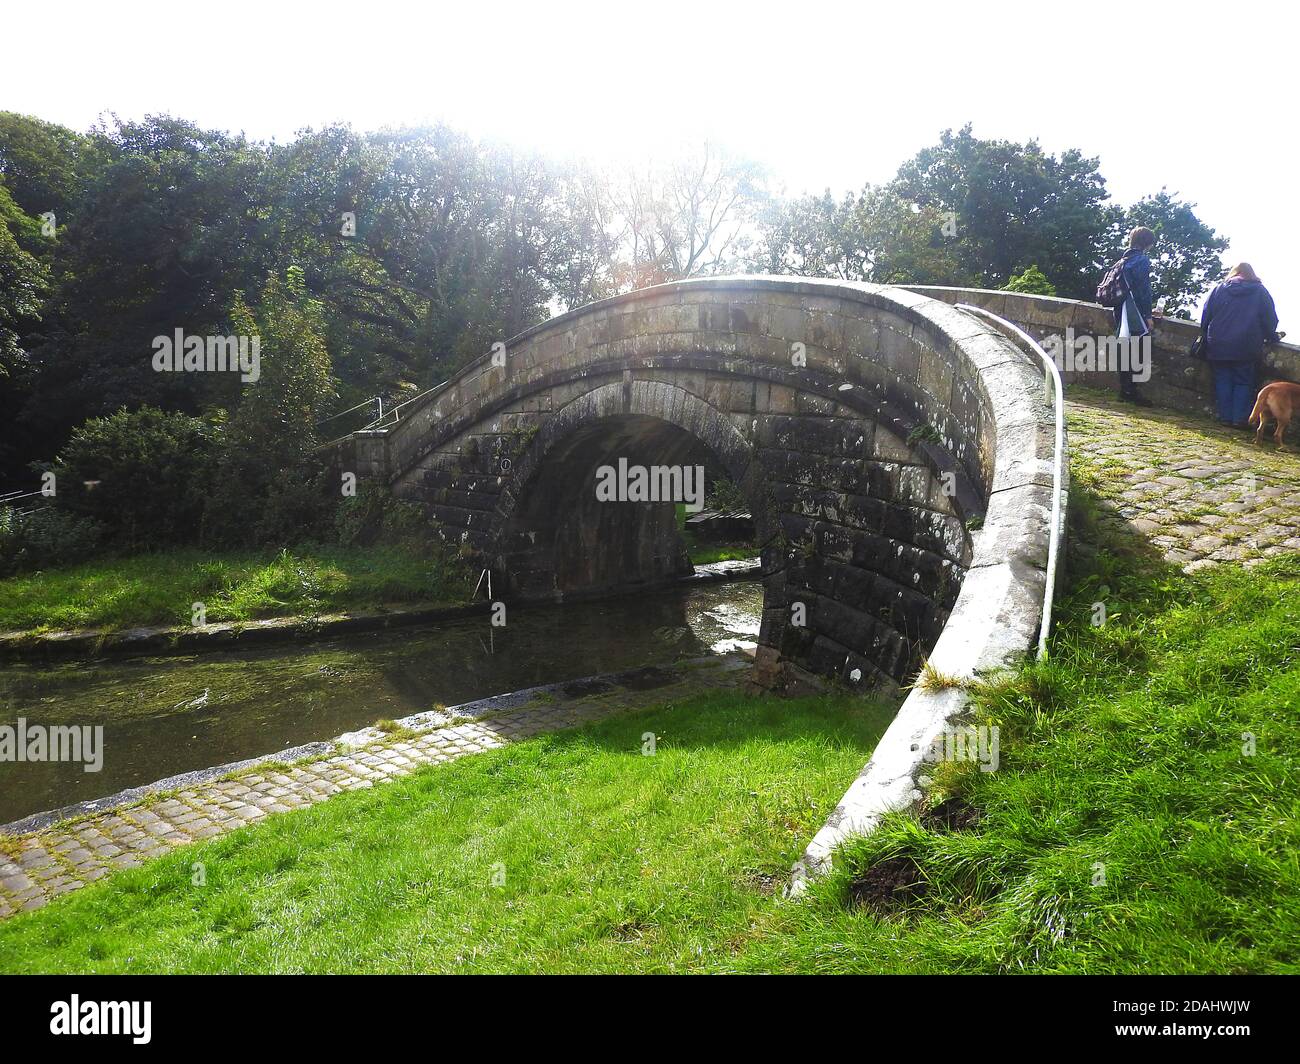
{"left": 4, "top": 0, "right": 1293, "bottom": 321}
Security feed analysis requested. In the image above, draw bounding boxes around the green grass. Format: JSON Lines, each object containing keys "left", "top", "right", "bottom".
{"left": 681, "top": 522, "right": 759, "bottom": 564}
{"left": 0, "top": 546, "right": 472, "bottom": 634}
{"left": 742, "top": 525, "right": 1300, "bottom": 973}
{"left": 2, "top": 486, "right": 1297, "bottom": 973}
{"left": 0, "top": 691, "right": 895, "bottom": 973}
{"left": 683, "top": 530, "right": 760, "bottom": 566}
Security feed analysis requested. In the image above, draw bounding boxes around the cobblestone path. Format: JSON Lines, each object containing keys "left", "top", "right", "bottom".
{"left": 1067, "top": 391, "right": 1300, "bottom": 572}
{"left": 0, "top": 658, "right": 746, "bottom": 919}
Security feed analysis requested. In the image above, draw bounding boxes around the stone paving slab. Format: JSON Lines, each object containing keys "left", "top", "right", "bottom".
{"left": 0, "top": 657, "right": 747, "bottom": 920}
{"left": 1066, "top": 392, "right": 1300, "bottom": 572}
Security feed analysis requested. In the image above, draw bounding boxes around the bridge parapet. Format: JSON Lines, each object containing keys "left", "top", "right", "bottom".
{"left": 908, "top": 285, "right": 1300, "bottom": 415}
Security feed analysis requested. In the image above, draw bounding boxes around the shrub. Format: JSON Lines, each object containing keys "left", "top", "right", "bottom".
{"left": 1003, "top": 264, "right": 1057, "bottom": 297}
{"left": 0, "top": 505, "right": 106, "bottom": 575}
{"left": 203, "top": 272, "right": 337, "bottom": 546}
{"left": 50, "top": 407, "right": 218, "bottom": 550}
{"left": 334, "top": 483, "right": 435, "bottom": 550}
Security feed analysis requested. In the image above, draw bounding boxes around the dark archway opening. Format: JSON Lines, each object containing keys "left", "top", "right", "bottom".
{"left": 499, "top": 414, "right": 730, "bottom": 599}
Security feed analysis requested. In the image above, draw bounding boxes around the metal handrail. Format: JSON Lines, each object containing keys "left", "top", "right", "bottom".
{"left": 363, "top": 377, "right": 457, "bottom": 430}
{"left": 315, "top": 395, "right": 382, "bottom": 428}
{"left": 954, "top": 303, "right": 1065, "bottom": 660}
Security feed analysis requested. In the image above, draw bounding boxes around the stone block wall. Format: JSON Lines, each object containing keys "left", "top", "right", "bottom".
{"left": 347, "top": 278, "right": 1054, "bottom": 693}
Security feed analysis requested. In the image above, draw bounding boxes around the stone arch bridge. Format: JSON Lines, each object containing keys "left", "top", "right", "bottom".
{"left": 336, "top": 277, "right": 1061, "bottom": 692}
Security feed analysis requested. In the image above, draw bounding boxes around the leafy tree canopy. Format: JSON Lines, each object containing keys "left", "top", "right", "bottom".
{"left": 0, "top": 114, "right": 1230, "bottom": 503}
{"left": 1004, "top": 264, "right": 1057, "bottom": 296}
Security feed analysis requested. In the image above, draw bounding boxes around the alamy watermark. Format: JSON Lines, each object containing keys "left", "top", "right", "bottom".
{"left": 1041, "top": 329, "right": 1150, "bottom": 383}
{"left": 594, "top": 458, "right": 705, "bottom": 512}
{"left": 50, "top": 996, "right": 150, "bottom": 1044}
{"left": 0, "top": 718, "right": 103, "bottom": 772}
{"left": 152, "top": 329, "right": 261, "bottom": 382}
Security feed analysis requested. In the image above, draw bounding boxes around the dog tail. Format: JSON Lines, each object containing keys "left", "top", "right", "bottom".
{"left": 1248, "top": 388, "right": 1269, "bottom": 427}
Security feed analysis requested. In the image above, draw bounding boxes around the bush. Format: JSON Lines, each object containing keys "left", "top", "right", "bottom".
{"left": 705, "top": 473, "right": 748, "bottom": 513}
{"left": 0, "top": 505, "right": 106, "bottom": 575}
{"left": 334, "top": 483, "right": 435, "bottom": 550}
{"left": 50, "top": 407, "right": 218, "bottom": 550}
{"left": 239, "top": 466, "right": 334, "bottom": 548}
{"left": 202, "top": 272, "right": 337, "bottom": 546}
{"left": 1003, "top": 264, "right": 1057, "bottom": 297}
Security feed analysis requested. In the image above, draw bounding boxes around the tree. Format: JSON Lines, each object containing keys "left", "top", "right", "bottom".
{"left": 752, "top": 184, "right": 965, "bottom": 285}
{"left": 891, "top": 125, "right": 1113, "bottom": 299}
{"left": 0, "top": 182, "right": 47, "bottom": 377}
{"left": 0, "top": 111, "right": 100, "bottom": 239}
{"left": 0, "top": 181, "right": 49, "bottom": 482}
{"left": 856, "top": 186, "right": 968, "bottom": 285}
{"left": 1101, "top": 190, "right": 1228, "bottom": 316}
{"left": 753, "top": 189, "right": 872, "bottom": 280}
{"left": 601, "top": 144, "right": 767, "bottom": 289}
{"left": 205, "top": 267, "right": 337, "bottom": 545}
{"left": 14, "top": 115, "right": 271, "bottom": 449}
{"left": 258, "top": 123, "right": 483, "bottom": 392}
{"left": 544, "top": 164, "right": 625, "bottom": 310}
{"left": 228, "top": 268, "right": 334, "bottom": 456}
{"left": 1004, "top": 264, "right": 1057, "bottom": 296}
{"left": 452, "top": 144, "right": 574, "bottom": 362}
{"left": 259, "top": 125, "right": 569, "bottom": 390}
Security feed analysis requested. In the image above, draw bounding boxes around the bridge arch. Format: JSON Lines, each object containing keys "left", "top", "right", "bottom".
{"left": 492, "top": 379, "right": 781, "bottom": 598}
{"left": 340, "top": 277, "right": 1059, "bottom": 693}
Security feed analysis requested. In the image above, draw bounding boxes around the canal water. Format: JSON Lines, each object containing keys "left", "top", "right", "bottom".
{"left": 0, "top": 580, "right": 763, "bottom": 825}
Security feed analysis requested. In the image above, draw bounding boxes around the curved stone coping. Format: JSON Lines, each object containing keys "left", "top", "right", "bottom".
{"left": 790, "top": 301, "right": 1066, "bottom": 892}
{"left": 0, "top": 559, "right": 760, "bottom": 661}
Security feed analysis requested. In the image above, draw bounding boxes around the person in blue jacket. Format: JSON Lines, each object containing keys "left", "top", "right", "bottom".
{"left": 1114, "top": 227, "right": 1157, "bottom": 406}
{"left": 1200, "top": 263, "right": 1280, "bottom": 427}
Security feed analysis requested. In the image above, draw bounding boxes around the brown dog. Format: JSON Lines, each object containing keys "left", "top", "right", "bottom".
{"left": 1248, "top": 381, "right": 1300, "bottom": 451}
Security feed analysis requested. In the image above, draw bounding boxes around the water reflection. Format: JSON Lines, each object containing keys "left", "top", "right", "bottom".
{"left": 0, "top": 580, "right": 762, "bottom": 824}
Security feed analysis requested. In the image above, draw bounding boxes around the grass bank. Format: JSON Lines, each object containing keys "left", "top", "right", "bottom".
{"left": 2, "top": 491, "right": 1296, "bottom": 972}
{"left": 0, "top": 691, "right": 896, "bottom": 973}
{"left": 745, "top": 544, "right": 1300, "bottom": 973}
{"left": 0, "top": 546, "right": 473, "bottom": 635}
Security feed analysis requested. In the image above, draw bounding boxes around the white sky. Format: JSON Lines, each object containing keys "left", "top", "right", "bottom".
{"left": 4, "top": 0, "right": 1294, "bottom": 321}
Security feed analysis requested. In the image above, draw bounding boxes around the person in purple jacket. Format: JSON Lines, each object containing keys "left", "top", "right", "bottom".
{"left": 1200, "top": 263, "right": 1281, "bottom": 427}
